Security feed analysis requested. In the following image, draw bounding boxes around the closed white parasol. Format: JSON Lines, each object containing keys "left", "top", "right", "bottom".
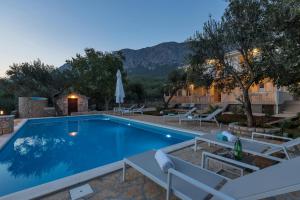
{"left": 115, "top": 70, "right": 125, "bottom": 107}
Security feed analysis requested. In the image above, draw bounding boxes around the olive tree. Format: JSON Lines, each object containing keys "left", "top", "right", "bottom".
{"left": 189, "top": 0, "right": 269, "bottom": 127}
{"left": 163, "top": 69, "right": 187, "bottom": 109}
{"left": 261, "top": 0, "right": 300, "bottom": 92}
{"left": 67, "top": 48, "right": 124, "bottom": 110}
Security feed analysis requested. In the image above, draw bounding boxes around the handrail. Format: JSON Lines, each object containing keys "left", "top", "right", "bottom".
{"left": 251, "top": 132, "right": 293, "bottom": 141}
{"left": 194, "top": 137, "right": 285, "bottom": 162}
{"left": 201, "top": 151, "right": 260, "bottom": 172}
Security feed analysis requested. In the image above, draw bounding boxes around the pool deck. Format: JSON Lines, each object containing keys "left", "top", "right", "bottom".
{"left": 1, "top": 114, "right": 299, "bottom": 199}
{"left": 41, "top": 144, "right": 218, "bottom": 200}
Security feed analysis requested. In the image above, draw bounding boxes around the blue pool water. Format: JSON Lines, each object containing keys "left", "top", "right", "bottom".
{"left": 0, "top": 115, "right": 194, "bottom": 197}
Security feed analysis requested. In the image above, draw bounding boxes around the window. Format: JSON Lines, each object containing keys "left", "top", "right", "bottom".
{"left": 178, "top": 90, "right": 182, "bottom": 96}
{"left": 259, "top": 83, "right": 265, "bottom": 92}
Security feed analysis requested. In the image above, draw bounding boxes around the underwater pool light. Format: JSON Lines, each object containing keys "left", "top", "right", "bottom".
{"left": 69, "top": 132, "right": 78, "bottom": 137}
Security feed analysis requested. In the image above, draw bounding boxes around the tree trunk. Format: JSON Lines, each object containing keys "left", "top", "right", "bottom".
{"left": 163, "top": 89, "right": 178, "bottom": 109}
{"left": 104, "top": 98, "right": 110, "bottom": 111}
{"left": 242, "top": 89, "right": 254, "bottom": 127}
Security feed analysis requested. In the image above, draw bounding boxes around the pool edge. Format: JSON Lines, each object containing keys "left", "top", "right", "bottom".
{"left": 0, "top": 119, "right": 28, "bottom": 151}
{"left": 0, "top": 114, "right": 205, "bottom": 200}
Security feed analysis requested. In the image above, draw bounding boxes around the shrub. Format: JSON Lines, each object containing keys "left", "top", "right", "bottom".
{"left": 0, "top": 97, "right": 16, "bottom": 114}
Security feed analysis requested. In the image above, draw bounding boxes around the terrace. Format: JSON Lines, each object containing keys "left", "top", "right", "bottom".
{"left": 36, "top": 114, "right": 299, "bottom": 200}
{"left": 0, "top": 113, "right": 296, "bottom": 200}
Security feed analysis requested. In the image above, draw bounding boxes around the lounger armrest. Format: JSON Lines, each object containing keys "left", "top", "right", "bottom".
{"left": 202, "top": 152, "right": 260, "bottom": 172}
{"left": 251, "top": 132, "right": 293, "bottom": 141}
{"left": 195, "top": 137, "right": 285, "bottom": 162}
{"left": 168, "top": 168, "right": 235, "bottom": 200}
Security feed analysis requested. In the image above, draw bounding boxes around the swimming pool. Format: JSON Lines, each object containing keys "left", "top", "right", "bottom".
{"left": 0, "top": 115, "right": 195, "bottom": 197}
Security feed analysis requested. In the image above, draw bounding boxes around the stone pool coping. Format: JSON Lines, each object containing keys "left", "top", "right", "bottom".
{"left": 0, "top": 118, "right": 28, "bottom": 149}
{"left": 0, "top": 114, "right": 205, "bottom": 200}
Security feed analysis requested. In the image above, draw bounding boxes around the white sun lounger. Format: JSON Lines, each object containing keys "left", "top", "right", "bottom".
{"left": 195, "top": 133, "right": 300, "bottom": 160}
{"left": 123, "top": 150, "right": 300, "bottom": 200}
{"left": 120, "top": 105, "right": 136, "bottom": 114}
{"left": 131, "top": 105, "right": 145, "bottom": 114}
{"left": 123, "top": 150, "right": 230, "bottom": 200}
{"left": 163, "top": 107, "right": 197, "bottom": 121}
{"left": 179, "top": 108, "right": 224, "bottom": 127}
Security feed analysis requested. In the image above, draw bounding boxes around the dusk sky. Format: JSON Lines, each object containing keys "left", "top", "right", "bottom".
{"left": 0, "top": 0, "right": 227, "bottom": 77}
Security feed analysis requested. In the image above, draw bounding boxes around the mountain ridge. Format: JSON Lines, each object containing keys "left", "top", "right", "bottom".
{"left": 59, "top": 41, "right": 191, "bottom": 77}
{"left": 120, "top": 41, "right": 191, "bottom": 76}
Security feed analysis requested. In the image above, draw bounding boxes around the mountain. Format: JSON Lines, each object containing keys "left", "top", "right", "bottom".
{"left": 59, "top": 41, "right": 192, "bottom": 77}
{"left": 120, "top": 42, "right": 191, "bottom": 77}
{"left": 58, "top": 63, "right": 71, "bottom": 72}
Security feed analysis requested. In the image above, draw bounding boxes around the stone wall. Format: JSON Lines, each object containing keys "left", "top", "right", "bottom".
{"left": 228, "top": 122, "right": 281, "bottom": 135}
{"left": 0, "top": 115, "right": 14, "bottom": 134}
{"left": 56, "top": 93, "right": 88, "bottom": 115}
{"left": 18, "top": 97, "right": 48, "bottom": 118}
{"left": 43, "top": 107, "right": 56, "bottom": 117}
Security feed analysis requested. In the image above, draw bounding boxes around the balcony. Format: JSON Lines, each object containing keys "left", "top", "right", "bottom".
{"left": 167, "top": 91, "right": 293, "bottom": 106}
{"left": 164, "top": 95, "right": 215, "bottom": 104}
{"left": 221, "top": 92, "right": 276, "bottom": 105}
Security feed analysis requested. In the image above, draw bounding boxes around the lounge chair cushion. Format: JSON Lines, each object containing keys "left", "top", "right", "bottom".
{"left": 154, "top": 150, "right": 175, "bottom": 173}
{"left": 216, "top": 133, "right": 228, "bottom": 142}
{"left": 213, "top": 156, "right": 300, "bottom": 200}
{"left": 126, "top": 150, "right": 226, "bottom": 200}
{"left": 221, "top": 131, "right": 237, "bottom": 142}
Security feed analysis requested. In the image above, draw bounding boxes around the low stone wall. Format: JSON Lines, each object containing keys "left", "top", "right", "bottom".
{"left": 43, "top": 107, "right": 56, "bottom": 117}
{"left": 0, "top": 115, "right": 14, "bottom": 134}
{"left": 19, "top": 97, "right": 48, "bottom": 118}
{"left": 228, "top": 122, "right": 281, "bottom": 135}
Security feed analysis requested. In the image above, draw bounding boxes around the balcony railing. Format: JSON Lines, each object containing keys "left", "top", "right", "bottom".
{"left": 277, "top": 91, "right": 293, "bottom": 104}
{"left": 166, "top": 91, "right": 293, "bottom": 106}
{"left": 221, "top": 92, "right": 276, "bottom": 105}
{"left": 165, "top": 95, "right": 215, "bottom": 104}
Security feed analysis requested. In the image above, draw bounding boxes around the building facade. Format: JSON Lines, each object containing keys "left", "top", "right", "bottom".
{"left": 56, "top": 93, "right": 89, "bottom": 115}
{"left": 165, "top": 51, "right": 294, "bottom": 115}
{"left": 165, "top": 80, "right": 293, "bottom": 114}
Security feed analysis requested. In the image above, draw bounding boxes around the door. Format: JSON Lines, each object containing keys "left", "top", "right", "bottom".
{"left": 213, "top": 86, "right": 222, "bottom": 103}
{"left": 68, "top": 98, "right": 78, "bottom": 115}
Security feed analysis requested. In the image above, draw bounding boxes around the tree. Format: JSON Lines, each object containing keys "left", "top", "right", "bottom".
{"left": 128, "top": 76, "right": 165, "bottom": 104}
{"left": 261, "top": 0, "right": 300, "bottom": 93}
{"left": 163, "top": 69, "right": 187, "bottom": 109}
{"left": 0, "top": 78, "right": 15, "bottom": 114}
{"left": 5, "top": 59, "right": 70, "bottom": 104}
{"left": 189, "top": 0, "right": 269, "bottom": 127}
{"left": 186, "top": 65, "right": 214, "bottom": 89}
{"left": 67, "top": 48, "right": 124, "bottom": 110}
{"left": 127, "top": 82, "right": 146, "bottom": 104}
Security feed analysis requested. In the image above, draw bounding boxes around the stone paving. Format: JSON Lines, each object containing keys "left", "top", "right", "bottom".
{"left": 40, "top": 142, "right": 300, "bottom": 200}
{"left": 40, "top": 143, "right": 218, "bottom": 200}
{"left": 103, "top": 112, "right": 228, "bottom": 134}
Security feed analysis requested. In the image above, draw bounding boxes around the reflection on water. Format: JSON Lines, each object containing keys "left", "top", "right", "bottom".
{"left": 14, "top": 136, "right": 66, "bottom": 156}
{"left": 0, "top": 117, "right": 191, "bottom": 196}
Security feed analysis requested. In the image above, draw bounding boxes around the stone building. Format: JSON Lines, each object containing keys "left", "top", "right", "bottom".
{"left": 165, "top": 49, "right": 294, "bottom": 115}
{"left": 56, "top": 93, "right": 88, "bottom": 115}
{"left": 18, "top": 97, "right": 49, "bottom": 118}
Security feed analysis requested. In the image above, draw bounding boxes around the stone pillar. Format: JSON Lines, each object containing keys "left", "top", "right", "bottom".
{"left": 275, "top": 86, "right": 279, "bottom": 115}
{"left": 0, "top": 115, "right": 14, "bottom": 134}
